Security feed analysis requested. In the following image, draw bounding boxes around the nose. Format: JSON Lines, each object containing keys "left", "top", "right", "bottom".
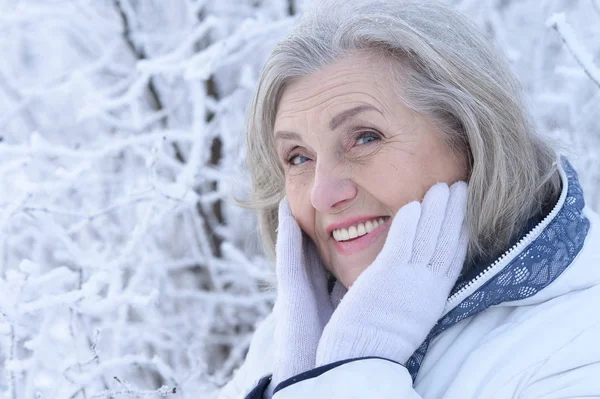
{"left": 310, "top": 160, "right": 357, "bottom": 213}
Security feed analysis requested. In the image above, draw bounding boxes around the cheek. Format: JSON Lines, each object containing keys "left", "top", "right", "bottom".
{"left": 415, "top": 143, "right": 468, "bottom": 189}
{"left": 358, "top": 152, "right": 425, "bottom": 207}
{"left": 360, "top": 136, "right": 466, "bottom": 208}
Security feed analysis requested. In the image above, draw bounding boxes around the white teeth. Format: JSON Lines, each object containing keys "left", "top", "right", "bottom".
{"left": 357, "top": 223, "right": 366, "bottom": 236}
{"left": 348, "top": 226, "right": 358, "bottom": 239}
{"left": 332, "top": 217, "right": 387, "bottom": 242}
{"left": 341, "top": 229, "right": 350, "bottom": 241}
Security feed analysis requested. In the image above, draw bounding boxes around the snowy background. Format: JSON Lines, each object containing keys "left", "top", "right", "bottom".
{"left": 0, "top": 0, "right": 598, "bottom": 397}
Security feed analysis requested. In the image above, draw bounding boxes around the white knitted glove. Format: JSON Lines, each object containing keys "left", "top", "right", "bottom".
{"left": 315, "top": 182, "right": 469, "bottom": 366}
{"left": 271, "top": 199, "right": 344, "bottom": 389}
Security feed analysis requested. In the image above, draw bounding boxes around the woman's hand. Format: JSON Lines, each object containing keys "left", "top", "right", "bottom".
{"left": 315, "top": 182, "right": 469, "bottom": 366}
{"left": 271, "top": 199, "right": 339, "bottom": 388}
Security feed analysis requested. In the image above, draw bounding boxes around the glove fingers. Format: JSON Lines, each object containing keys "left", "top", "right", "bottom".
{"left": 276, "top": 198, "right": 305, "bottom": 293}
{"left": 429, "top": 181, "right": 468, "bottom": 273}
{"left": 410, "top": 183, "right": 450, "bottom": 265}
{"left": 304, "top": 239, "right": 335, "bottom": 320}
{"left": 304, "top": 238, "right": 329, "bottom": 288}
{"left": 447, "top": 220, "right": 469, "bottom": 279}
{"left": 273, "top": 199, "right": 335, "bottom": 385}
{"left": 376, "top": 200, "right": 422, "bottom": 266}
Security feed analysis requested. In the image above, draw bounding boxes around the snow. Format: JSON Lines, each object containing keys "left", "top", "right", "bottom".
{"left": 0, "top": 0, "right": 597, "bottom": 397}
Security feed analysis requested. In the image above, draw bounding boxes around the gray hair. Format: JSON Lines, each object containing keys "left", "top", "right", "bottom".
{"left": 244, "top": 0, "right": 561, "bottom": 270}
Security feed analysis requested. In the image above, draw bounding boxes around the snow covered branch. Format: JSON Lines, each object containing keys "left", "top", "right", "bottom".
{"left": 547, "top": 13, "right": 600, "bottom": 88}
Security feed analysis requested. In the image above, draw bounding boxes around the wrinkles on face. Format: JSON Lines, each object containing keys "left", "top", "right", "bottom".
{"left": 273, "top": 51, "right": 468, "bottom": 288}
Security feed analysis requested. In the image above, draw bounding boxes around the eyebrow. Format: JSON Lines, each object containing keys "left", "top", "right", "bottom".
{"left": 274, "top": 105, "right": 382, "bottom": 141}
{"left": 329, "top": 104, "right": 381, "bottom": 130}
{"left": 274, "top": 130, "right": 302, "bottom": 142}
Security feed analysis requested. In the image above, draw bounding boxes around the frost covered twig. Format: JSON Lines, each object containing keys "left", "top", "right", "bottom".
{"left": 90, "top": 383, "right": 176, "bottom": 398}
{"left": 0, "top": 130, "right": 195, "bottom": 159}
{"left": 547, "top": 13, "right": 600, "bottom": 88}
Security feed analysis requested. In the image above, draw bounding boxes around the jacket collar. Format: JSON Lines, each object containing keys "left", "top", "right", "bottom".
{"left": 406, "top": 157, "right": 591, "bottom": 380}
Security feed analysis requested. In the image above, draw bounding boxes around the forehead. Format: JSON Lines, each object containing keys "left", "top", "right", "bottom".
{"left": 275, "top": 52, "right": 399, "bottom": 126}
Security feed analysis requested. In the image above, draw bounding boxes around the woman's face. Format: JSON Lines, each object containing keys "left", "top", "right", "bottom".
{"left": 274, "top": 52, "right": 468, "bottom": 288}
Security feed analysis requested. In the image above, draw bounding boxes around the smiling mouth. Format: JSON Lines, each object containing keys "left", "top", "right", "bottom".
{"left": 332, "top": 216, "right": 390, "bottom": 242}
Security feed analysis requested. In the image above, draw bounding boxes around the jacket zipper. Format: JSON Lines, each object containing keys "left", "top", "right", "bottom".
{"left": 442, "top": 162, "right": 569, "bottom": 317}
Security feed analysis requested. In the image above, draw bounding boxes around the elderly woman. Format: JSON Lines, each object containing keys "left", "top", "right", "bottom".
{"left": 219, "top": 0, "right": 600, "bottom": 398}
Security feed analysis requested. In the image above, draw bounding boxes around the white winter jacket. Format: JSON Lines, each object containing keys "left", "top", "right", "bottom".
{"left": 219, "top": 159, "right": 600, "bottom": 398}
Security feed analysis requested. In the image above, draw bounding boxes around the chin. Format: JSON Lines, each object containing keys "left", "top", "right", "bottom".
{"left": 333, "top": 264, "right": 369, "bottom": 289}
{"left": 327, "top": 248, "right": 381, "bottom": 288}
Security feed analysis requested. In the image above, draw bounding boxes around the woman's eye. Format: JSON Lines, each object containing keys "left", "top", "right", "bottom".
{"left": 356, "top": 132, "right": 380, "bottom": 145}
{"left": 288, "top": 154, "right": 310, "bottom": 166}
